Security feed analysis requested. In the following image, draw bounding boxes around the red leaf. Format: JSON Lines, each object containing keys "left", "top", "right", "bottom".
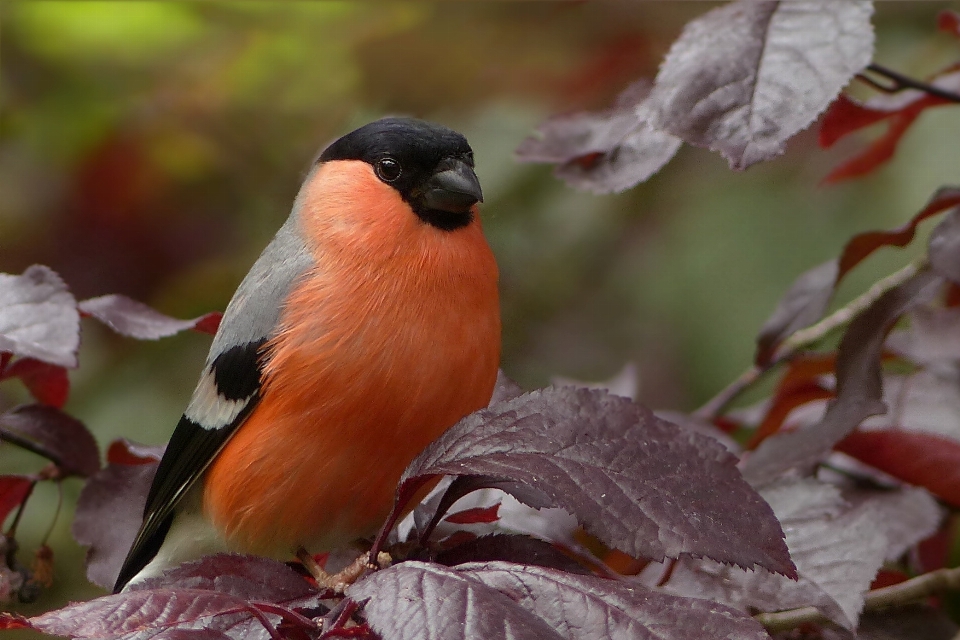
{"left": 821, "top": 109, "right": 919, "bottom": 184}
{"left": 0, "top": 404, "right": 99, "bottom": 477}
{"left": 1, "top": 358, "right": 69, "bottom": 407}
{"left": 0, "top": 475, "right": 33, "bottom": 524}
{"left": 819, "top": 94, "right": 894, "bottom": 147}
{"left": 746, "top": 382, "right": 834, "bottom": 450}
{"left": 938, "top": 10, "right": 960, "bottom": 37}
{"left": 820, "top": 70, "right": 960, "bottom": 183}
{"left": 836, "top": 430, "right": 960, "bottom": 507}
{"left": 445, "top": 503, "right": 501, "bottom": 525}
{"left": 193, "top": 311, "right": 223, "bottom": 336}
{"left": 838, "top": 186, "right": 960, "bottom": 282}
{"left": 106, "top": 438, "right": 165, "bottom": 465}
{"left": 0, "top": 612, "right": 29, "bottom": 630}
{"left": 79, "top": 294, "right": 222, "bottom": 340}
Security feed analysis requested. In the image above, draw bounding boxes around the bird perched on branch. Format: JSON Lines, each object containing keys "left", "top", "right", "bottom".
{"left": 114, "top": 118, "right": 501, "bottom": 592}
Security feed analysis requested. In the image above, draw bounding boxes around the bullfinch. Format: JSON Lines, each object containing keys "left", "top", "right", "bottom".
{"left": 113, "top": 117, "right": 501, "bottom": 592}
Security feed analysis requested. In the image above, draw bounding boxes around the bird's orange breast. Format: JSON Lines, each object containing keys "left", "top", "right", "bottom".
{"left": 202, "top": 161, "right": 500, "bottom": 556}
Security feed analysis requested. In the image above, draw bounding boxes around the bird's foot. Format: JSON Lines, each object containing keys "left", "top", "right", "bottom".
{"left": 296, "top": 547, "right": 391, "bottom": 594}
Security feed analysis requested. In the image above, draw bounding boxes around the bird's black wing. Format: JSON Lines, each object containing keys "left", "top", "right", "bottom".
{"left": 113, "top": 214, "right": 313, "bottom": 592}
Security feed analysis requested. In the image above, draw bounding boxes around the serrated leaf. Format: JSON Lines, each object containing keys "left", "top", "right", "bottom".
{"left": 403, "top": 387, "right": 794, "bottom": 577}
{"left": 349, "top": 562, "right": 565, "bottom": 640}
{"left": 24, "top": 588, "right": 269, "bottom": 640}
{"left": 73, "top": 457, "right": 158, "bottom": 588}
{"left": 0, "top": 404, "right": 99, "bottom": 477}
{"left": 0, "top": 266, "right": 79, "bottom": 368}
{"left": 79, "top": 294, "right": 222, "bottom": 340}
{"left": 665, "top": 481, "right": 942, "bottom": 630}
{"left": 743, "top": 270, "right": 943, "bottom": 486}
{"left": 460, "top": 561, "right": 768, "bottom": 640}
{"left": 648, "top": 0, "right": 874, "bottom": 169}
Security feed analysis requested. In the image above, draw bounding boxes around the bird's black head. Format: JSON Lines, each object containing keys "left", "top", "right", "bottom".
{"left": 319, "top": 117, "right": 482, "bottom": 232}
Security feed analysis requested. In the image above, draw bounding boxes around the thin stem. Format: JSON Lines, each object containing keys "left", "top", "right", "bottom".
{"left": 755, "top": 565, "right": 960, "bottom": 632}
{"left": 694, "top": 260, "right": 922, "bottom": 420}
{"left": 5, "top": 479, "right": 36, "bottom": 539}
{"left": 246, "top": 606, "right": 284, "bottom": 640}
{"left": 40, "top": 481, "right": 63, "bottom": 547}
{"left": 858, "top": 63, "right": 960, "bottom": 103}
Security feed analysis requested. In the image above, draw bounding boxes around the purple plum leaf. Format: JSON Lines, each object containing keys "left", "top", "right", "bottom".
{"left": 402, "top": 386, "right": 794, "bottom": 577}
{"left": 648, "top": 0, "right": 874, "bottom": 169}
{"left": 0, "top": 266, "right": 79, "bottom": 368}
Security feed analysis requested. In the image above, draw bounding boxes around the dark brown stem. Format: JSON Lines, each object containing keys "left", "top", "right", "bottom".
{"left": 858, "top": 63, "right": 960, "bottom": 103}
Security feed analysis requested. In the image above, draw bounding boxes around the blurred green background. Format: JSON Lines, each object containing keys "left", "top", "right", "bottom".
{"left": 2, "top": 0, "right": 959, "bottom": 614}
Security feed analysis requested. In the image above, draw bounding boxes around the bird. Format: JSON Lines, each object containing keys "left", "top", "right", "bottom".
{"left": 113, "top": 117, "right": 501, "bottom": 592}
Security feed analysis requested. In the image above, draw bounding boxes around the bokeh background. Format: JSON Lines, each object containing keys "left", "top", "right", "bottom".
{"left": 2, "top": 0, "right": 960, "bottom": 613}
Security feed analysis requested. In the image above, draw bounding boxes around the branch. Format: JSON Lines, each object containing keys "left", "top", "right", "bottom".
{"left": 755, "top": 565, "right": 960, "bottom": 632}
{"left": 857, "top": 63, "right": 960, "bottom": 103}
{"left": 694, "top": 260, "right": 923, "bottom": 420}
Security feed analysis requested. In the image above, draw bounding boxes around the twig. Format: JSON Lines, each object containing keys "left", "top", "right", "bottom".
{"left": 755, "top": 565, "right": 960, "bottom": 632}
{"left": 694, "top": 260, "right": 922, "bottom": 420}
{"left": 857, "top": 63, "right": 960, "bottom": 103}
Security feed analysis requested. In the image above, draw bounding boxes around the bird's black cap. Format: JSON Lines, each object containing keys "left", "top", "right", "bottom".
{"left": 320, "top": 117, "right": 481, "bottom": 231}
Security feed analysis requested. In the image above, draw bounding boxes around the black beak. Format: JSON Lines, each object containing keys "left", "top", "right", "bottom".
{"left": 423, "top": 158, "right": 483, "bottom": 214}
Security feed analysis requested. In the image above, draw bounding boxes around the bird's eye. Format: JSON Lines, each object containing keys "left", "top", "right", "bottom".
{"left": 375, "top": 157, "right": 402, "bottom": 182}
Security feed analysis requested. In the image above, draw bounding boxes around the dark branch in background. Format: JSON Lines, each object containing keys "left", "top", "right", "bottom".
{"left": 858, "top": 63, "right": 960, "bottom": 103}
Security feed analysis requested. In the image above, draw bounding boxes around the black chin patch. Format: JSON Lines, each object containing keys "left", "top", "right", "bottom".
{"left": 415, "top": 208, "right": 474, "bottom": 232}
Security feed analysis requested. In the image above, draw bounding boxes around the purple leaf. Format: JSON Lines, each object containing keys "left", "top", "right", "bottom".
{"left": 664, "top": 481, "right": 941, "bottom": 630}
{"left": 0, "top": 404, "right": 99, "bottom": 477}
{"left": 928, "top": 207, "right": 960, "bottom": 284}
{"left": 133, "top": 554, "right": 315, "bottom": 602}
{"left": 743, "top": 270, "right": 943, "bottom": 486}
{"left": 0, "top": 266, "right": 79, "bottom": 368}
{"left": 517, "top": 81, "right": 681, "bottom": 193}
{"left": 23, "top": 588, "right": 273, "bottom": 640}
{"left": 73, "top": 458, "right": 158, "bottom": 588}
{"left": 460, "top": 561, "right": 769, "bottom": 640}
{"left": 489, "top": 370, "right": 524, "bottom": 406}
{"left": 435, "top": 535, "right": 590, "bottom": 575}
{"left": 348, "top": 562, "right": 566, "bottom": 640}
{"left": 647, "top": 1, "right": 874, "bottom": 169}
{"left": 79, "top": 294, "right": 222, "bottom": 340}
{"left": 755, "top": 259, "right": 839, "bottom": 366}
{"left": 402, "top": 387, "right": 794, "bottom": 577}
